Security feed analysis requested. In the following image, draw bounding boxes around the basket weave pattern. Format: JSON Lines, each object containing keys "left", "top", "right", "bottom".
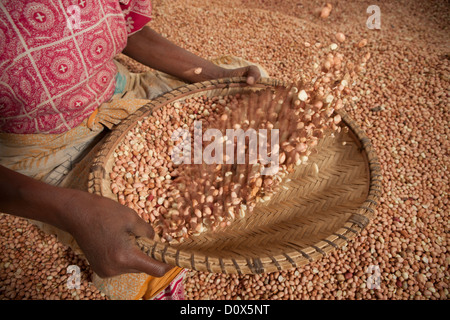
{"left": 88, "top": 77, "right": 382, "bottom": 274}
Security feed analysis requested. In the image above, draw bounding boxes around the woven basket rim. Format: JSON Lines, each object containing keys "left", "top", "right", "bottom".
{"left": 88, "top": 77, "right": 382, "bottom": 274}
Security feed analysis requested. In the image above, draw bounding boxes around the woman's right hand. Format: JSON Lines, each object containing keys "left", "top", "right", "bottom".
{"left": 60, "top": 189, "right": 173, "bottom": 278}
{"left": 0, "top": 164, "right": 173, "bottom": 279}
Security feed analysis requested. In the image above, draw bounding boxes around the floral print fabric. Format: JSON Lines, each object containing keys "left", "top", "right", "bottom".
{"left": 0, "top": 0, "right": 152, "bottom": 134}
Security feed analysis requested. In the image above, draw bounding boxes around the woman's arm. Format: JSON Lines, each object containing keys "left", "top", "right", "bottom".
{"left": 0, "top": 164, "right": 172, "bottom": 278}
{"left": 122, "top": 26, "right": 261, "bottom": 84}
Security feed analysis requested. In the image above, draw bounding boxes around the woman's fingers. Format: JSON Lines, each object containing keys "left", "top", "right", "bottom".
{"left": 225, "top": 65, "right": 262, "bottom": 85}
{"left": 128, "top": 210, "right": 155, "bottom": 240}
{"left": 125, "top": 213, "right": 174, "bottom": 277}
{"left": 125, "top": 246, "right": 174, "bottom": 277}
{"left": 245, "top": 65, "right": 261, "bottom": 85}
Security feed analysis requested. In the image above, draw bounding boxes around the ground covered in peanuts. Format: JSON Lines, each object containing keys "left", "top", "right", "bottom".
{"left": 1, "top": 0, "right": 448, "bottom": 300}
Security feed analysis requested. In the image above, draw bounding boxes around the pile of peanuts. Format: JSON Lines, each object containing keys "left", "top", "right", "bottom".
{"left": 0, "top": 215, "right": 105, "bottom": 300}
{"left": 1, "top": 0, "right": 448, "bottom": 300}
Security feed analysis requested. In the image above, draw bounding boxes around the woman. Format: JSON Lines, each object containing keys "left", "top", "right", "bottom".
{"left": 0, "top": 0, "right": 266, "bottom": 299}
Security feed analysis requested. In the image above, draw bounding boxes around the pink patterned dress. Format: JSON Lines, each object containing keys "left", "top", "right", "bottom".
{"left": 0, "top": 0, "right": 152, "bottom": 134}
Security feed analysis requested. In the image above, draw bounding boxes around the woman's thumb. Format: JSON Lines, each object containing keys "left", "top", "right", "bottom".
{"left": 245, "top": 65, "right": 261, "bottom": 85}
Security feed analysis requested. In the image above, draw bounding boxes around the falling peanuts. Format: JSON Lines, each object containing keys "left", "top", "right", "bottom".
{"left": 313, "top": 163, "right": 319, "bottom": 175}
{"left": 109, "top": 85, "right": 343, "bottom": 243}
{"left": 279, "top": 152, "right": 286, "bottom": 164}
{"left": 298, "top": 90, "right": 308, "bottom": 101}
{"left": 335, "top": 32, "right": 346, "bottom": 43}
{"left": 325, "top": 94, "right": 334, "bottom": 104}
{"left": 320, "top": 3, "right": 332, "bottom": 19}
{"left": 334, "top": 114, "right": 342, "bottom": 124}
{"left": 358, "top": 39, "right": 368, "bottom": 48}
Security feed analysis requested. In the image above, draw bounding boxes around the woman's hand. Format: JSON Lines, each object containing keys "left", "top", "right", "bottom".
{"left": 0, "top": 165, "right": 172, "bottom": 279}
{"left": 61, "top": 190, "right": 173, "bottom": 278}
{"left": 220, "top": 65, "right": 262, "bottom": 85}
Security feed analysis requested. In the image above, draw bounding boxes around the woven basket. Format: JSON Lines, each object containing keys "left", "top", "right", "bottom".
{"left": 88, "top": 77, "right": 382, "bottom": 275}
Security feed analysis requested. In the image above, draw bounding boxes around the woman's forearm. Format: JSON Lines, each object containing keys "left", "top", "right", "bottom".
{"left": 0, "top": 165, "right": 73, "bottom": 233}
{"left": 122, "top": 26, "right": 227, "bottom": 83}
